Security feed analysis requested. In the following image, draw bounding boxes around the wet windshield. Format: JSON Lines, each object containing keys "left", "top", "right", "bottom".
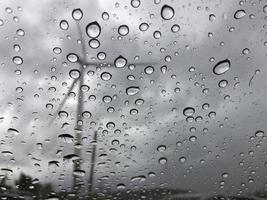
{"left": 0, "top": 0, "right": 267, "bottom": 199}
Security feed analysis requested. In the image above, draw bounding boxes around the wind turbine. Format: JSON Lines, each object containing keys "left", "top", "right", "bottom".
{"left": 49, "top": 16, "right": 156, "bottom": 196}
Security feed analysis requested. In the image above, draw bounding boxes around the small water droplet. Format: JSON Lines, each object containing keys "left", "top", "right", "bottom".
{"left": 171, "top": 24, "right": 180, "bottom": 33}
{"left": 218, "top": 80, "right": 228, "bottom": 88}
{"left": 159, "top": 157, "right": 167, "bottom": 164}
{"left": 157, "top": 145, "right": 166, "bottom": 152}
{"left": 59, "top": 20, "right": 69, "bottom": 30}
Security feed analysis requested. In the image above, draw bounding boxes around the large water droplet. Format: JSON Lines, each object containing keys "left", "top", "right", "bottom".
{"left": 72, "top": 8, "right": 83, "bottom": 21}
{"left": 114, "top": 56, "right": 127, "bottom": 68}
{"left": 213, "top": 59, "right": 231, "bottom": 75}
{"left": 161, "top": 4, "right": 175, "bottom": 20}
{"left": 126, "top": 86, "right": 140, "bottom": 96}
{"left": 86, "top": 21, "right": 101, "bottom": 38}
{"left": 234, "top": 9, "right": 246, "bottom": 19}
{"left": 183, "top": 107, "right": 195, "bottom": 117}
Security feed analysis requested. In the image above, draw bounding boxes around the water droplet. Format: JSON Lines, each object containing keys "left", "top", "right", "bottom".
{"left": 218, "top": 80, "right": 228, "bottom": 88}
{"left": 117, "top": 183, "right": 126, "bottom": 189}
{"left": 103, "top": 96, "right": 112, "bottom": 103}
{"left": 58, "top": 134, "right": 74, "bottom": 143}
{"left": 131, "top": 0, "right": 141, "bottom": 8}
{"left": 16, "top": 29, "right": 25, "bottom": 36}
{"left": 234, "top": 9, "right": 246, "bottom": 19}
{"left": 101, "top": 72, "right": 112, "bottom": 81}
{"left": 86, "top": 21, "right": 101, "bottom": 38}
{"left": 255, "top": 130, "right": 264, "bottom": 137}
{"left": 58, "top": 111, "right": 69, "bottom": 118}
{"left": 157, "top": 145, "right": 166, "bottom": 152}
{"left": 82, "top": 111, "right": 91, "bottom": 118}
{"left": 135, "top": 99, "right": 144, "bottom": 105}
{"left": 209, "top": 14, "right": 216, "bottom": 22}
{"left": 263, "top": 5, "right": 267, "bottom": 13}
{"left": 0, "top": 19, "right": 4, "bottom": 26}
{"left": 153, "top": 30, "right": 161, "bottom": 39}
{"left": 179, "top": 156, "right": 187, "bottom": 163}
{"left": 72, "top": 8, "right": 83, "bottom": 21}
{"left": 159, "top": 157, "right": 167, "bottom": 164}
{"left": 189, "top": 136, "right": 197, "bottom": 142}
{"left": 88, "top": 38, "right": 100, "bottom": 49}
{"left": 130, "top": 108, "right": 138, "bottom": 115}
{"left": 183, "top": 107, "right": 195, "bottom": 117}
{"left": 171, "top": 24, "right": 180, "bottom": 33}
{"left": 67, "top": 53, "right": 78, "bottom": 63}
{"left": 69, "top": 69, "right": 80, "bottom": 79}
{"left": 161, "top": 4, "right": 175, "bottom": 20}
{"left": 53, "top": 47, "right": 62, "bottom": 54}
{"left": 213, "top": 59, "right": 231, "bottom": 75}
{"left": 222, "top": 172, "right": 229, "bottom": 178}
{"left": 118, "top": 25, "right": 129, "bottom": 36}
{"left": 144, "top": 66, "right": 154, "bottom": 74}
{"left": 102, "top": 12, "right": 110, "bottom": 20}
{"left": 106, "top": 122, "right": 115, "bottom": 129}
{"left": 126, "top": 86, "right": 140, "bottom": 96}
{"left": 114, "top": 56, "right": 127, "bottom": 68}
{"left": 8, "top": 128, "right": 19, "bottom": 135}
{"left": 13, "top": 56, "right": 23, "bottom": 65}
{"left": 73, "top": 169, "right": 86, "bottom": 177}
{"left": 161, "top": 65, "right": 167, "bottom": 74}
{"left": 59, "top": 20, "right": 69, "bottom": 30}
{"left": 139, "top": 23, "right": 149, "bottom": 31}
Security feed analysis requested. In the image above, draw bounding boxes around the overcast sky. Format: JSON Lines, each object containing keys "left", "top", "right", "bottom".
{"left": 0, "top": 0, "right": 267, "bottom": 196}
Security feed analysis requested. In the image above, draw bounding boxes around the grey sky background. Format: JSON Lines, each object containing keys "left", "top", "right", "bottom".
{"left": 0, "top": 0, "right": 267, "bottom": 196}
